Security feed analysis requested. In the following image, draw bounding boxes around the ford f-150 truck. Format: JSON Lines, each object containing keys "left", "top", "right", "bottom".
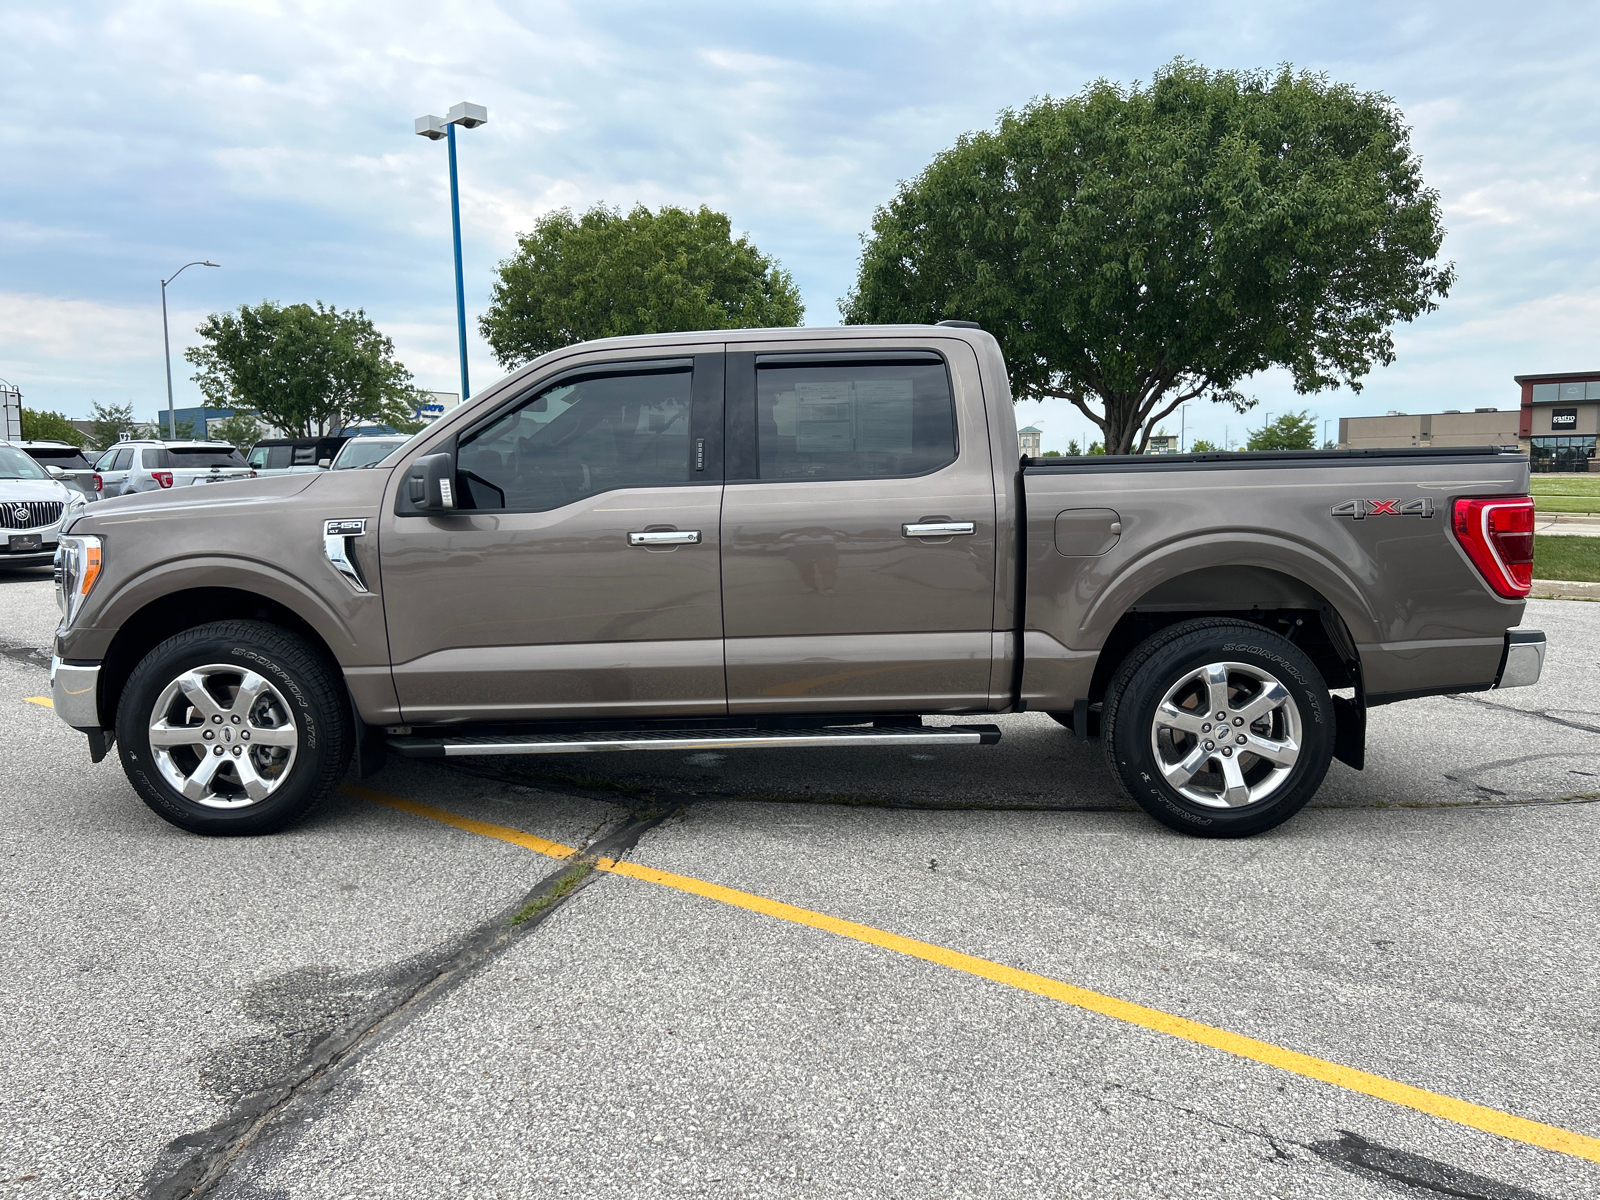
{"left": 49, "top": 324, "right": 1545, "bottom": 838}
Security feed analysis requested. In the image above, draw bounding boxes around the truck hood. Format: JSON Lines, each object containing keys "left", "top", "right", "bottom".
{"left": 64, "top": 469, "right": 387, "bottom": 533}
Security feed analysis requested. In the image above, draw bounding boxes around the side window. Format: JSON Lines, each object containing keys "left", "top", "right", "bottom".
{"left": 112, "top": 448, "right": 135, "bottom": 471}
{"left": 458, "top": 367, "right": 694, "bottom": 512}
{"left": 754, "top": 359, "right": 956, "bottom": 481}
{"left": 267, "top": 446, "right": 292, "bottom": 470}
{"left": 247, "top": 447, "right": 269, "bottom": 469}
{"left": 292, "top": 446, "right": 317, "bottom": 465}
{"left": 142, "top": 448, "right": 168, "bottom": 469}
{"left": 94, "top": 449, "right": 118, "bottom": 470}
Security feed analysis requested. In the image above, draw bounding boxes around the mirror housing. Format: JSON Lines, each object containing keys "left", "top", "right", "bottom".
{"left": 45, "top": 465, "right": 68, "bottom": 480}
{"left": 402, "top": 452, "right": 457, "bottom": 512}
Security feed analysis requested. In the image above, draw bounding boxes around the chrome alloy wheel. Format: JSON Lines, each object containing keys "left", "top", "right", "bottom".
{"left": 147, "top": 665, "right": 298, "bottom": 808}
{"left": 1149, "top": 661, "right": 1302, "bottom": 809}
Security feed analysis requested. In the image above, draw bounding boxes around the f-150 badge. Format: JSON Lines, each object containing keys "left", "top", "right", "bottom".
{"left": 1330, "top": 498, "right": 1433, "bottom": 520}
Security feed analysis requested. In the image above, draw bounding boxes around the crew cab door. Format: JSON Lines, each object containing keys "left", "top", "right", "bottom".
{"left": 719, "top": 340, "right": 998, "bottom": 713}
{"left": 380, "top": 352, "right": 727, "bottom": 724}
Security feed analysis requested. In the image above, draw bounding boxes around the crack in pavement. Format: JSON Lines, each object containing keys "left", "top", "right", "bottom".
{"left": 1450, "top": 692, "right": 1600, "bottom": 737}
{"left": 134, "top": 806, "right": 677, "bottom": 1200}
{"left": 0, "top": 635, "right": 51, "bottom": 671}
{"left": 1103, "top": 1083, "right": 1556, "bottom": 1199}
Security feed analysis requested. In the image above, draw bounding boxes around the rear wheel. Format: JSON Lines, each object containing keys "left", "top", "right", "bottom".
{"left": 1101, "top": 619, "right": 1333, "bottom": 838}
{"left": 115, "top": 620, "right": 349, "bottom": 835}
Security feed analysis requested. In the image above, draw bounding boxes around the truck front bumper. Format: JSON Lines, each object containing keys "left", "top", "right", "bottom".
{"left": 1495, "top": 629, "right": 1545, "bottom": 690}
{"left": 50, "top": 656, "right": 101, "bottom": 729}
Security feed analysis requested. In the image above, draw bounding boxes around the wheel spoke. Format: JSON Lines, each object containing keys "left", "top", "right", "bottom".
{"left": 233, "top": 754, "right": 272, "bottom": 802}
{"left": 1237, "top": 681, "right": 1291, "bottom": 726}
{"left": 180, "top": 751, "right": 226, "bottom": 801}
{"left": 1217, "top": 754, "right": 1252, "bottom": 807}
{"left": 176, "top": 673, "right": 224, "bottom": 722}
{"left": 1155, "top": 701, "right": 1208, "bottom": 736}
{"left": 1203, "top": 664, "right": 1232, "bottom": 719}
{"left": 229, "top": 671, "right": 271, "bottom": 721}
{"left": 1245, "top": 733, "right": 1299, "bottom": 768}
{"left": 1161, "top": 741, "right": 1212, "bottom": 788}
{"left": 149, "top": 722, "right": 206, "bottom": 749}
{"left": 246, "top": 724, "right": 297, "bottom": 748}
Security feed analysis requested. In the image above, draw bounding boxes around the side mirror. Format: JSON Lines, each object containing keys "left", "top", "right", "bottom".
{"left": 403, "top": 452, "right": 457, "bottom": 511}
{"left": 317, "top": 458, "right": 332, "bottom": 468}
{"left": 45, "top": 465, "right": 68, "bottom": 479}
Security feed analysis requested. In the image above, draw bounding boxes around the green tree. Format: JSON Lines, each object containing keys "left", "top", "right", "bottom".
{"left": 480, "top": 204, "right": 805, "bottom": 368}
{"left": 1247, "top": 410, "right": 1318, "bottom": 450}
{"left": 20, "top": 408, "right": 86, "bottom": 447}
{"left": 1066, "top": 438, "right": 1082, "bottom": 456}
{"left": 841, "top": 59, "right": 1453, "bottom": 455}
{"left": 1190, "top": 437, "right": 1223, "bottom": 452}
{"left": 1040, "top": 448, "right": 1061, "bottom": 457}
{"left": 88, "top": 401, "right": 137, "bottom": 451}
{"left": 207, "top": 411, "right": 265, "bottom": 449}
{"left": 1087, "top": 441, "right": 1106, "bottom": 455}
{"left": 186, "top": 301, "right": 425, "bottom": 438}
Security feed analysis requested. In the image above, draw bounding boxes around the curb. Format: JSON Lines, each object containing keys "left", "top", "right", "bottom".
{"left": 1530, "top": 578, "right": 1600, "bottom": 601}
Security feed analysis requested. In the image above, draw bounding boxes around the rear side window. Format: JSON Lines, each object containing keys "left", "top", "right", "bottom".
{"left": 292, "top": 446, "right": 317, "bottom": 465}
{"left": 754, "top": 359, "right": 956, "bottom": 481}
{"left": 141, "top": 448, "right": 170, "bottom": 469}
{"left": 167, "top": 447, "right": 247, "bottom": 468}
{"left": 458, "top": 366, "right": 694, "bottom": 512}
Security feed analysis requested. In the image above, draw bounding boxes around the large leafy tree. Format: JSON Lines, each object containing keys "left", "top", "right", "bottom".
{"left": 88, "top": 401, "right": 137, "bottom": 451}
{"left": 186, "top": 301, "right": 425, "bottom": 437}
{"left": 842, "top": 60, "right": 1454, "bottom": 454}
{"left": 480, "top": 204, "right": 805, "bottom": 368}
{"left": 20, "top": 408, "right": 87, "bottom": 447}
{"left": 1246, "top": 410, "right": 1318, "bottom": 450}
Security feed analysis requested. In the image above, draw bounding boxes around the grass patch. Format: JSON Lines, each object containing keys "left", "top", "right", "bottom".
{"left": 509, "top": 858, "right": 595, "bottom": 925}
{"left": 1534, "top": 535, "right": 1600, "bottom": 583}
{"left": 1532, "top": 476, "right": 1600, "bottom": 512}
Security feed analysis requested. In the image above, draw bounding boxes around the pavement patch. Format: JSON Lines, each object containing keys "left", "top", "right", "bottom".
{"left": 354, "top": 784, "right": 1600, "bottom": 1170}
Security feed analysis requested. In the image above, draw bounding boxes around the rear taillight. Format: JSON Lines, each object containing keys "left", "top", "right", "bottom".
{"left": 93, "top": 473, "right": 103, "bottom": 492}
{"left": 152, "top": 471, "right": 174, "bottom": 489}
{"left": 1451, "top": 496, "right": 1535, "bottom": 598}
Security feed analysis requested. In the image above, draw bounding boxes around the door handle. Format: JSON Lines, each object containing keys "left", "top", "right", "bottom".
{"left": 902, "top": 522, "right": 976, "bottom": 538}
{"left": 628, "top": 530, "right": 701, "bottom": 547}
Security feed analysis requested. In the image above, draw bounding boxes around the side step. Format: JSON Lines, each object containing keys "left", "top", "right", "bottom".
{"left": 388, "top": 724, "right": 1002, "bottom": 758}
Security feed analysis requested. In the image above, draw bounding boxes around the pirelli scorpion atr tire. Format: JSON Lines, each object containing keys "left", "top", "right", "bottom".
{"left": 115, "top": 620, "right": 350, "bottom": 836}
{"left": 1101, "top": 619, "right": 1333, "bottom": 838}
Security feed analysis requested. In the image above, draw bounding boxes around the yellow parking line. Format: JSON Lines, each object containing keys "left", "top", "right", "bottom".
{"left": 25, "top": 696, "right": 52, "bottom": 708}
{"left": 342, "top": 784, "right": 1600, "bottom": 1165}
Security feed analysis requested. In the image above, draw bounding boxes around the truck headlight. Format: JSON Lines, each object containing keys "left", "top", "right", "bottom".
{"left": 54, "top": 535, "right": 103, "bottom": 623}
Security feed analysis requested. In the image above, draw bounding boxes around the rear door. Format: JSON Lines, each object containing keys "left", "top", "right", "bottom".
{"left": 95, "top": 446, "right": 135, "bottom": 496}
{"left": 719, "top": 340, "right": 998, "bottom": 713}
{"left": 381, "top": 351, "right": 728, "bottom": 724}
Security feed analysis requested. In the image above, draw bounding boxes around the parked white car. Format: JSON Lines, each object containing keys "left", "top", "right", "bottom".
{"left": 330, "top": 434, "right": 413, "bottom": 469}
{"left": 0, "top": 443, "right": 88, "bottom": 568}
{"left": 92, "top": 441, "right": 253, "bottom": 497}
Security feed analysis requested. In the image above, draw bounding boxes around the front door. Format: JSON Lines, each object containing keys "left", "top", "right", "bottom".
{"left": 381, "top": 352, "right": 727, "bottom": 724}
{"left": 719, "top": 342, "right": 998, "bottom": 714}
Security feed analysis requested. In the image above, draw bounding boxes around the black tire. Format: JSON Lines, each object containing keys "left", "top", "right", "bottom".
{"left": 1101, "top": 619, "right": 1333, "bottom": 838}
{"left": 115, "top": 620, "right": 350, "bottom": 835}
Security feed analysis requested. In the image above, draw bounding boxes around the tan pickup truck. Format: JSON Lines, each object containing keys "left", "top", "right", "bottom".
{"left": 50, "top": 324, "right": 1544, "bottom": 838}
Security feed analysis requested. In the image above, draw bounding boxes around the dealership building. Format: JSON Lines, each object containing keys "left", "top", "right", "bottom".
{"left": 1337, "top": 369, "right": 1598, "bottom": 472}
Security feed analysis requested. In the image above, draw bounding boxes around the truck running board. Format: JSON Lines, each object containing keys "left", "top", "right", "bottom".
{"left": 387, "top": 724, "right": 1002, "bottom": 758}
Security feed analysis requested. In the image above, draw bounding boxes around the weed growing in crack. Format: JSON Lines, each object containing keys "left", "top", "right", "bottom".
{"left": 510, "top": 859, "right": 596, "bottom": 925}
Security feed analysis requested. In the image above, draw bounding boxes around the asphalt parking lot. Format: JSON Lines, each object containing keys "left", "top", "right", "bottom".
{"left": 1, "top": 565, "right": 1597, "bottom": 1200}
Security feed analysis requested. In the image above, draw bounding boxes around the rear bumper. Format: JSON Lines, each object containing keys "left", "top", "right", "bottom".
{"left": 1495, "top": 628, "right": 1545, "bottom": 690}
{"left": 50, "top": 656, "right": 101, "bottom": 728}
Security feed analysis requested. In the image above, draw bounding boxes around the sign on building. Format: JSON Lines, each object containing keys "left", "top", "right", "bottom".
{"left": 415, "top": 391, "right": 462, "bottom": 424}
{"left": 1552, "top": 408, "right": 1579, "bottom": 429}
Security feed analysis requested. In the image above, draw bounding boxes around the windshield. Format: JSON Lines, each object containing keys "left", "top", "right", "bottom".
{"left": 0, "top": 447, "right": 48, "bottom": 480}
{"left": 334, "top": 439, "right": 407, "bottom": 469}
{"left": 167, "top": 447, "right": 247, "bottom": 468}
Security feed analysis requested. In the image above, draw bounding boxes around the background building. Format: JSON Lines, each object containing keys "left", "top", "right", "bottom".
{"left": 1516, "top": 371, "right": 1599, "bottom": 472}
{"left": 1018, "top": 425, "right": 1042, "bottom": 456}
{"left": 1339, "top": 409, "right": 1519, "bottom": 451}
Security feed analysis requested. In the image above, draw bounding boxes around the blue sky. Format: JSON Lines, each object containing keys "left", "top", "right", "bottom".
{"left": 4, "top": 0, "right": 1598, "bottom": 452}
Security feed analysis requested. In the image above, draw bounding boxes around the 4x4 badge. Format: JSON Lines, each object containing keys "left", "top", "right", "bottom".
{"left": 1330, "top": 498, "right": 1434, "bottom": 520}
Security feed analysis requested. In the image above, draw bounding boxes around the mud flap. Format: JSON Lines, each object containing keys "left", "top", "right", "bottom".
{"left": 84, "top": 728, "right": 115, "bottom": 764}
{"left": 348, "top": 692, "right": 388, "bottom": 779}
{"left": 1332, "top": 693, "right": 1365, "bottom": 770}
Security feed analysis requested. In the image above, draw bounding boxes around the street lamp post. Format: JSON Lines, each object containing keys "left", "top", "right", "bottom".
{"left": 415, "top": 102, "right": 488, "bottom": 405}
{"left": 161, "top": 260, "right": 220, "bottom": 439}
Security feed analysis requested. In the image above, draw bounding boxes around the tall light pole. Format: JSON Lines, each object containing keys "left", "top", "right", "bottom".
{"left": 161, "top": 260, "right": 220, "bottom": 439}
{"left": 415, "top": 102, "right": 488, "bottom": 405}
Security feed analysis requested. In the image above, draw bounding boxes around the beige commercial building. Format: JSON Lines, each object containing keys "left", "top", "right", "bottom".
{"left": 1339, "top": 409, "right": 1519, "bottom": 452}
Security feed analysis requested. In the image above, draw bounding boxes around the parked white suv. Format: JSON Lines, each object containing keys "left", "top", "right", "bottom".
{"left": 92, "top": 441, "right": 253, "bottom": 497}
{"left": 0, "top": 443, "right": 88, "bottom": 568}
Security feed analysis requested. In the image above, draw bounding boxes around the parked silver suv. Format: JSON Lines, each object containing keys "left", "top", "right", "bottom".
{"left": 92, "top": 440, "right": 253, "bottom": 497}
{"left": 0, "top": 443, "right": 88, "bottom": 567}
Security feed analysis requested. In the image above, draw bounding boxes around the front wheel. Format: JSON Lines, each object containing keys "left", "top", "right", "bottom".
{"left": 1101, "top": 619, "right": 1333, "bottom": 838}
{"left": 115, "top": 620, "right": 350, "bottom": 835}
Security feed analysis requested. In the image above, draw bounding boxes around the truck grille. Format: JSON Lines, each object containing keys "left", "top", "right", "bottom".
{"left": 0, "top": 501, "right": 64, "bottom": 530}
